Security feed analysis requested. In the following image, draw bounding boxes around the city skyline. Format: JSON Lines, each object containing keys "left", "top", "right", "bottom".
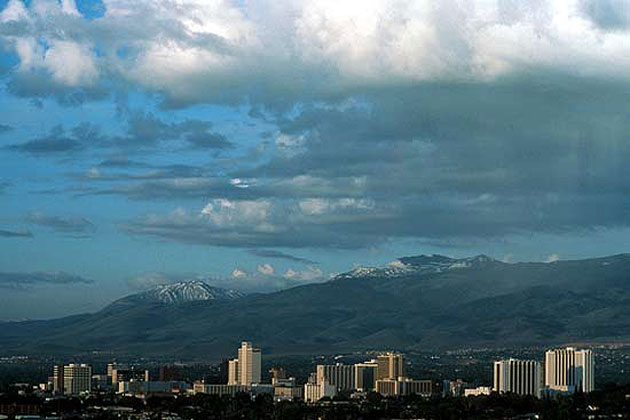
{"left": 2, "top": 0, "right": 630, "bottom": 319}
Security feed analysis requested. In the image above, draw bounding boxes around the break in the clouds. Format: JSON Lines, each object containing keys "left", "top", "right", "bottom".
{"left": 0, "top": 271, "right": 94, "bottom": 290}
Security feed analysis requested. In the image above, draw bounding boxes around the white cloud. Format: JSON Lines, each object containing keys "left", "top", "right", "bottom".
{"left": 43, "top": 41, "right": 98, "bottom": 87}
{"left": 231, "top": 268, "right": 248, "bottom": 278}
{"left": 200, "top": 199, "right": 272, "bottom": 231}
{"left": 283, "top": 266, "right": 324, "bottom": 282}
{"left": 256, "top": 263, "right": 275, "bottom": 276}
{"left": 3, "top": 0, "right": 630, "bottom": 103}
{"left": 545, "top": 254, "right": 560, "bottom": 263}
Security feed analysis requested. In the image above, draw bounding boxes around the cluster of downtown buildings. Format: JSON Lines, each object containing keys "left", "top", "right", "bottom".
{"left": 44, "top": 343, "right": 594, "bottom": 403}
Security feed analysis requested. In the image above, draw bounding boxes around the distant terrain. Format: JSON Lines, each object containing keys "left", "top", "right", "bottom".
{"left": 1, "top": 254, "right": 629, "bottom": 359}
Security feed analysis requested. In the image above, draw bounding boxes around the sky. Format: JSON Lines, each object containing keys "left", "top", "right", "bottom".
{"left": 1, "top": 0, "right": 630, "bottom": 320}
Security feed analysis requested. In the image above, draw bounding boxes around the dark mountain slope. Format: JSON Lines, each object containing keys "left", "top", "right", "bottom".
{"left": 0, "top": 254, "right": 629, "bottom": 358}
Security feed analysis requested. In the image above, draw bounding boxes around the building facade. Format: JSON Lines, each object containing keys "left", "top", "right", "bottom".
{"left": 375, "top": 378, "right": 432, "bottom": 396}
{"left": 354, "top": 361, "right": 378, "bottom": 391}
{"left": 376, "top": 353, "right": 405, "bottom": 380}
{"left": 545, "top": 347, "right": 594, "bottom": 393}
{"left": 231, "top": 341, "right": 261, "bottom": 386}
{"left": 316, "top": 364, "right": 355, "bottom": 391}
{"left": 63, "top": 364, "right": 92, "bottom": 395}
{"left": 493, "top": 359, "right": 541, "bottom": 397}
{"left": 227, "top": 359, "right": 239, "bottom": 385}
{"left": 304, "top": 380, "right": 337, "bottom": 403}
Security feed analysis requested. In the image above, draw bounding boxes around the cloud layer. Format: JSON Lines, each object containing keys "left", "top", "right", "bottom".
{"left": 2, "top": 0, "right": 630, "bottom": 106}
{"left": 0, "top": 271, "right": 94, "bottom": 290}
{"left": 3, "top": 0, "right": 630, "bottom": 253}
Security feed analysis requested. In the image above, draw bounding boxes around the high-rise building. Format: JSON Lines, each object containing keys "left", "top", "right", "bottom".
{"left": 233, "top": 341, "right": 261, "bottom": 386}
{"left": 376, "top": 352, "right": 405, "bottom": 380}
{"left": 52, "top": 365, "right": 64, "bottom": 395}
{"left": 63, "top": 364, "right": 92, "bottom": 395}
{"left": 545, "top": 347, "right": 594, "bottom": 393}
{"left": 354, "top": 360, "right": 378, "bottom": 391}
{"left": 227, "top": 358, "right": 239, "bottom": 385}
{"left": 493, "top": 359, "right": 541, "bottom": 397}
{"left": 316, "top": 364, "right": 355, "bottom": 391}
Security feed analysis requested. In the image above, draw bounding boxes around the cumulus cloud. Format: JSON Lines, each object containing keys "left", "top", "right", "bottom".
{"left": 0, "top": 270, "right": 94, "bottom": 290}
{"left": 256, "top": 263, "right": 274, "bottom": 276}
{"left": 2, "top": 0, "right": 630, "bottom": 106}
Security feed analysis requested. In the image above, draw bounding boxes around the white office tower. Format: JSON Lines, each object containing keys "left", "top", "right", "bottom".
{"left": 237, "top": 341, "right": 261, "bottom": 386}
{"left": 493, "top": 359, "right": 541, "bottom": 397}
{"left": 545, "top": 347, "right": 594, "bottom": 393}
{"left": 316, "top": 364, "right": 355, "bottom": 391}
{"left": 63, "top": 364, "right": 92, "bottom": 395}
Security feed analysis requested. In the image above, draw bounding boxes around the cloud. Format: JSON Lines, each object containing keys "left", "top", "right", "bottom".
{"left": 117, "top": 112, "right": 233, "bottom": 150}
{"left": 256, "top": 263, "right": 274, "bottom": 276}
{"left": 249, "top": 249, "right": 317, "bottom": 264}
{"left": 580, "top": 0, "right": 630, "bottom": 30}
{"left": 545, "top": 254, "right": 560, "bottom": 263}
{"left": 122, "top": 198, "right": 387, "bottom": 248}
{"left": 0, "top": 228, "right": 33, "bottom": 238}
{"left": 2, "top": 0, "right": 630, "bottom": 106}
{"left": 5, "top": 113, "right": 231, "bottom": 157}
{"left": 4, "top": 123, "right": 101, "bottom": 155}
{"left": 0, "top": 271, "right": 94, "bottom": 290}
{"left": 126, "top": 272, "right": 184, "bottom": 291}
{"left": 26, "top": 212, "right": 96, "bottom": 237}
{"left": 127, "top": 265, "right": 327, "bottom": 294}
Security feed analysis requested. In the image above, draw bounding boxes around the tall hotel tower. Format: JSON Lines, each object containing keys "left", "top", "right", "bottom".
{"left": 545, "top": 347, "right": 594, "bottom": 393}
{"left": 376, "top": 352, "right": 405, "bottom": 380}
{"left": 493, "top": 359, "right": 542, "bottom": 397}
{"left": 228, "top": 341, "right": 262, "bottom": 386}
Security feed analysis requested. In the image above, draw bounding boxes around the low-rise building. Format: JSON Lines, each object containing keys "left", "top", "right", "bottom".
{"left": 376, "top": 378, "right": 432, "bottom": 397}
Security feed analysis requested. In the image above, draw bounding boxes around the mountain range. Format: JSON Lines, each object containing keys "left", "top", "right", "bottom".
{"left": 1, "top": 253, "right": 629, "bottom": 358}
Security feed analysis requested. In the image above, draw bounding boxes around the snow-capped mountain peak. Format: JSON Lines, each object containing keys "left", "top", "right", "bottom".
{"left": 110, "top": 280, "right": 245, "bottom": 308}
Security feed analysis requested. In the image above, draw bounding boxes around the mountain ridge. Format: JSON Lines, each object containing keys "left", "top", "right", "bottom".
{"left": 0, "top": 253, "right": 629, "bottom": 358}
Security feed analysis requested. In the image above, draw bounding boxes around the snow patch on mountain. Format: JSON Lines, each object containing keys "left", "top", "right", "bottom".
{"left": 147, "top": 280, "right": 244, "bottom": 304}
{"left": 335, "top": 254, "right": 499, "bottom": 280}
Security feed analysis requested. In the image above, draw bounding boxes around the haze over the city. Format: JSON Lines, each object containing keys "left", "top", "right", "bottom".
{"left": 1, "top": 0, "right": 630, "bottom": 320}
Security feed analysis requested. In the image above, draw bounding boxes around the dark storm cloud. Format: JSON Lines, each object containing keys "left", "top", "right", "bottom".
{"left": 0, "top": 271, "right": 94, "bottom": 290}
{"left": 0, "top": 228, "right": 33, "bottom": 238}
{"left": 26, "top": 212, "right": 96, "bottom": 237}
{"left": 122, "top": 75, "right": 630, "bottom": 249}
{"left": 248, "top": 249, "right": 318, "bottom": 265}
